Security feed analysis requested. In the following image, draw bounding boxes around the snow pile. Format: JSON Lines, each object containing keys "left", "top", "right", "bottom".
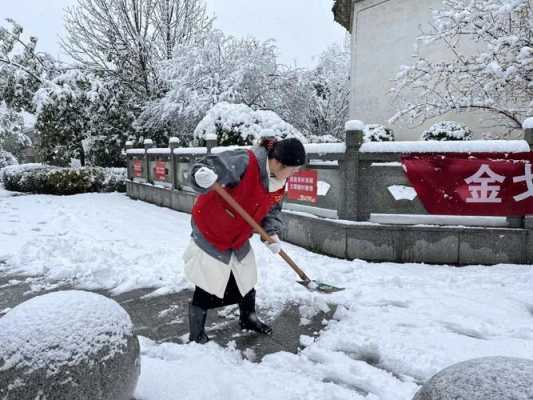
{"left": 421, "top": 121, "right": 473, "bottom": 141}
{"left": 0, "top": 290, "right": 133, "bottom": 373}
{"left": 194, "top": 102, "right": 306, "bottom": 145}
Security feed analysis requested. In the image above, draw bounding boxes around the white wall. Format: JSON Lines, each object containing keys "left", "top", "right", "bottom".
{"left": 349, "top": 0, "right": 501, "bottom": 140}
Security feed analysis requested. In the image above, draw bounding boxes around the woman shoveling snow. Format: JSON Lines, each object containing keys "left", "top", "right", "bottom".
{"left": 183, "top": 133, "right": 306, "bottom": 344}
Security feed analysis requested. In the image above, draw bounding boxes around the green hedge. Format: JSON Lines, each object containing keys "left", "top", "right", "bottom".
{"left": 1, "top": 164, "right": 126, "bottom": 195}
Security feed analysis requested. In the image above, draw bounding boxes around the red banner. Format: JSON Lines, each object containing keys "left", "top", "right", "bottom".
{"left": 154, "top": 160, "right": 167, "bottom": 181}
{"left": 287, "top": 169, "right": 318, "bottom": 203}
{"left": 401, "top": 152, "right": 533, "bottom": 216}
{"left": 133, "top": 160, "right": 142, "bottom": 177}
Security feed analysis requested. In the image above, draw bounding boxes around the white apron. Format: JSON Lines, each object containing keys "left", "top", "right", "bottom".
{"left": 183, "top": 240, "right": 257, "bottom": 298}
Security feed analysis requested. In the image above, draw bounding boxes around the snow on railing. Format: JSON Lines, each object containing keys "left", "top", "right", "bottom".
{"left": 360, "top": 140, "right": 530, "bottom": 153}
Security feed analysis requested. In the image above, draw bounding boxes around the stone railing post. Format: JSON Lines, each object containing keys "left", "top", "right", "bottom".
{"left": 524, "top": 117, "right": 533, "bottom": 148}
{"left": 169, "top": 137, "right": 179, "bottom": 190}
{"left": 143, "top": 139, "right": 154, "bottom": 183}
{"left": 508, "top": 118, "right": 533, "bottom": 228}
{"left": 519, "top": 118, "right": 533, "bottom": 242}
{"left": 338, "top": 120, "right": 365, "bottom": 220}
{"left": 205, "top": 134, "right": 217, "bottom": 154}
{"left": 125, "top": 141, "right": 134, "bottom": 180}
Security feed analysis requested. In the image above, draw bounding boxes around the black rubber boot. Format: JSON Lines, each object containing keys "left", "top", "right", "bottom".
{"left": 188, "top": 303, "right": 210, "bottom": 344}
{"left": 239, "top": 289, "right": 272, "bottom": 335}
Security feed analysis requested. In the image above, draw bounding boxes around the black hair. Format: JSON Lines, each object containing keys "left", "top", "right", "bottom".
{"left": 260, "top": 137, "right": 306, "bottom": 166}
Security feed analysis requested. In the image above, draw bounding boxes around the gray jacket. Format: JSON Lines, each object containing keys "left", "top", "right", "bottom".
{"left": 189, "top": 146, "right": 284, "bottom": 264}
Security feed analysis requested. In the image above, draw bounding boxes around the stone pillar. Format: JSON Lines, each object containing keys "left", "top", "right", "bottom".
{"left": 144, "top": 139, "right": 154, "bottom": 183}
{"left": 205, "top": 134, "right": 217, "bottom": 154}
{"left": 524, "top": 117, "right": 533, "bottom": 259}
{"left": 524, "top": 118, "right": 533, "bottom": 147}
{"left": 169, "top": 137, "right": 179, "bottom": 190}
{"left": 125, "top": 141, "right": 134, "bottom": 180}
{"left": 507, "top": 118, "right": 533, "bottom": 228}
{"left": 338, "top": 120, "right": 365, "bottom": 220}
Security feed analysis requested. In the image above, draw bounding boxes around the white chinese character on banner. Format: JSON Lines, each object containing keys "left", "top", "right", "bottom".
{"left": 513, "top": 164, "right": 533, "bottom": 201}
{"left": 465, "top": 164, "right": 505, "bottom": 203}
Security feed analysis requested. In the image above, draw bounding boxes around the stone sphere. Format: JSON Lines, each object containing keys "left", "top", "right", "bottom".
{"left": 0, "top": 290, "right": 140, "bottom": 400}
{"left": 413, "top": 356, "right": 533, "bottom": 400}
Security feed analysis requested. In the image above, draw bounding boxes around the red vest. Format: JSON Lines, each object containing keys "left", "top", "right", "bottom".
{"left": 192, "top": 150, "right": 285, "bottom": 251}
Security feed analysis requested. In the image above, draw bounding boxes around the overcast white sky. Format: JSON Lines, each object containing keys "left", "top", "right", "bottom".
{"left": 0, "top": 0, "right": 347, "bottom": 67}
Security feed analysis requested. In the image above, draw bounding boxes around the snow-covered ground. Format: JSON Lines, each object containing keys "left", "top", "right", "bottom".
{"left": 1, "top": 190, "right": 533, "bottom": 400}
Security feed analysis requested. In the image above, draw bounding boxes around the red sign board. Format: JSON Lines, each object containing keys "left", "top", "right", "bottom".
{"left": 402, "top": 152, "right": 533, "bottom": 216}
{"left": 154, "top": 160, "right": 167, "bottom": 181}
{"left": 133, "top": 160, "right": 142, "bottom": 177}
{"left": 287, "top": 169, "right": 318, "bottom": 203}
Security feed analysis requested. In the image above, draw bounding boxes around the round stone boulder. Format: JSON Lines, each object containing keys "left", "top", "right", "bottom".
{"left": 413, "top": 356, "right": 533, "bottom": 400}
{"left": 0, "top": 290, "right": 140, "bottom": 400}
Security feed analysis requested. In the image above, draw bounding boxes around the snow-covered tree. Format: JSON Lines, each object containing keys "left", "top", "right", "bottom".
{"left": 273, "top": 44, "right": 350, "bottom": 140}
{"left": 34, "top": 70, "right": 94, "bottom": 166}
{"left": 136, "top": 30, "right": 285, "bottom": 141}
{"left": 34, "top": 70, "right": 139, "bottom": 167}
{"left": 0, "top": 103, "right": 31, "bottom": 159}
{"left": 363, "top": 124, "right": 395, "bottom": 142}
{"left": 84, "top": 79, "right": 138, "bottom": 167}
{"left": 391, "top": 0, "right": 533, "bottom": 136}
{"left": 62, "top": 0, "right": 212, "bottom": 98}
{"left": 421, "top": 120, "right": 473, "bottom": 141}
{"left": 193, "top": 102, "right": 306, "bottom": 146}
{"left": 0, "top": 19, "right": 57, "bottom": 112}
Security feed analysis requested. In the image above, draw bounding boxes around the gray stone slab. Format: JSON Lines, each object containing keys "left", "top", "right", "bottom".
{"left": 309, "top": 219, "right": 347, "bottom": 258}
{"left": 401, "top": 228, "right": 459, "bottom": 264}
{"left": 458, "top": 228, "right": 527, "bottom": 265}
{"left": 346, "top": 226, "right": 399, "bottom": 262}
{"left": 282, "top": 213, "right": 312, "bottom": 248}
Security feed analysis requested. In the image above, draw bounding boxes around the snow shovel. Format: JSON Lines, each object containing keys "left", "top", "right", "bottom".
{"left": 212, "top": 183, "right": 344, "bottom": 293}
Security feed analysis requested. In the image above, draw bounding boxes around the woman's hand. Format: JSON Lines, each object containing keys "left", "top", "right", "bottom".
{"left": 195, "top": 167, "right": 218, "bottom": 189}
{"left": 265, "top": 234, "right": 282, "bottom": 254}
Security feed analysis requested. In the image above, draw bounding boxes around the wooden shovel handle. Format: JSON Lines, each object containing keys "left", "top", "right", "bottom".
{"left": 212, "top": 183, "right": 311, "bottom": 283}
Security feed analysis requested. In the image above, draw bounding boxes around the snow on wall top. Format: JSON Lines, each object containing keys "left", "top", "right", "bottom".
{"left": 345, "top": 120, "right": 365, "bottom": 131}
{"left": 0, "top": 290, "right": 133, "bottom": 373}
{"left": 523, "top": 118, "right": 533, "bottom": 130}
{"left": 360, "top": 140, "right": 530, "bottom": 153}
{"left": 304, "top": 143, "right": 346, "bottom": 154}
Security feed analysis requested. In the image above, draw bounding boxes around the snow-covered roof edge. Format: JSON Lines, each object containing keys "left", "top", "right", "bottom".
{"left": 332, "top": 0, "right": 353, "bottom": 32}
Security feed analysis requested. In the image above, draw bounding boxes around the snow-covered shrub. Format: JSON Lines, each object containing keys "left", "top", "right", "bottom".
{"left": 0, "top": 150, "right": 18, "bottom": 170}
{"left": 2, "top": 164, "right": 126, "bottom": 194}
{"left": 307, "top": 134, "right": 340, "bottom": 143}
{"left": 421, "top": 121, "right": 473, "bottom": 141}
{"left": 363, "top": 124, "right": 394, "bottom": 142}
{"left": 2, "top": 164, "right": 58, "bottom": 192}
{"left": 194, "top": 102, "right": 306, "bottom": 146}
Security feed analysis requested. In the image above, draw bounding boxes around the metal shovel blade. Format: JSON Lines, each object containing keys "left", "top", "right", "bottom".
{"left": 297, "top": 280, "right": 345, "bottom": 293}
